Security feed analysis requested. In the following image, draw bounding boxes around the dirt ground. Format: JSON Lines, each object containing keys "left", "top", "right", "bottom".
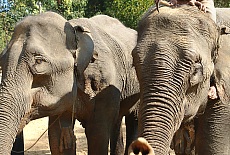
{"left": 24, "top": 117, "right": 126, "bottom": 155}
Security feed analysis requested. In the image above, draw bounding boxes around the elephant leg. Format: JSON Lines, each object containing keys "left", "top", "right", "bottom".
{"left": 85, "top": 85, "right": 120, "bottom": 155}
{"left": 11, "top": 131, "right": 24, "bottom": 155}
{"left": 195, "top": 99, "right": 230, "bottom": 155}
{"left": 124, "top": 111, "right": 138, "bottom": 155}
{"left": 110, "top": 116, "right": 124, "bottom": 155}
{"left": 48, "top": 112, "right": 76, "bottom": 155}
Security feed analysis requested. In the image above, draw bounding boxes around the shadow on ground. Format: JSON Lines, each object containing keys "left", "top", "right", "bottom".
{"left": 25, "top": 150, "right": 51, "bottom": 155}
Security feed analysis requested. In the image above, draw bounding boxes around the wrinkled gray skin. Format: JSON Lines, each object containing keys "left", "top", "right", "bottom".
{"left": 0, "top": 12, "right": 139, "bottom": 155}
{"left": 68, "top": 16, "right": 139, "bottom": 155}
{"left": 195, "top": 8, "right": 230, "bottom": 155}
{"left": 129, "top": 5, "right": 222, "bottom": 155}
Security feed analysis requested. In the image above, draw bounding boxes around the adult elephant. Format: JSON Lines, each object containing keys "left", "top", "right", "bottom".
{"left": 128, "top": 5, "right": 227, "bottom": 155}
{"left": 195, "top": 8, "right": 230, "bottom": 155}
{"left": 0, "top": 12, "right": 139, "bottom": 155}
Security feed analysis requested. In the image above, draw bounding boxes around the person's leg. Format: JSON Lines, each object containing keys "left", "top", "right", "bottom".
{"left": 200, "top": 0, "right": 216, "bottom": 22}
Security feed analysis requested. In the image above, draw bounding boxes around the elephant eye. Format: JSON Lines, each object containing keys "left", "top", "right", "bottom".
{"left": 36, "top": 59, "right": 42, "bottom": 64}
{"left": 34, "top": 55, "right": 44, "bottom": 64}
{"left": 189, "top": 63, "right": 203, "bottom": 87}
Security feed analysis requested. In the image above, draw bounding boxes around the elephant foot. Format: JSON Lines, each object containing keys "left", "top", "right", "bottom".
{"left": 208, "top": 86, "right": 218, "bottom": 99}
{"left": 128, "top": 137, "right": 155, "bottom": 155}
{"left": 59, "top": 126, "right": 76, "bottom": 152}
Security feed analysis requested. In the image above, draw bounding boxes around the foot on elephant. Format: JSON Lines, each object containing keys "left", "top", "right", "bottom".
{"left": 155, "top": 0, "right": 174, "bottom": 12}
{"left": 59, "top": 126, "right": 76, "bottom": 152}
{"left": 208, "top": 86, "right": 218, "bottom": 99}
{"left": 128, "top": 137, "right": 155, "bottom": 155}
{"left": 155, "top": 0, "right": 206, "bottom": 13}
{"left": 188, "top": 0, "right": 206, "bottom": 12}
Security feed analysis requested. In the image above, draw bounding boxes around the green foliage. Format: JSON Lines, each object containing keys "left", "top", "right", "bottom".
{"left": 85, "top": 0, "right": 108, "bottom": 17}
{"left": 84, "top": 0, "right": 153, "bottom": 29}
{"left": 0, "top": 0, "right": 40, "bottom": 51}
{"left": 214, "top": 0, "right": 230, "bottom": 7}
{"left": 0, "top": 0, "right": 37, "bottom": 51}
{"left": 0, "top": 12, "right": 11, "bottom": 51}
{"left": 51, "top": 0, "right": 87, "bottom": 20}
{"left": 104, "top": 0, "right": 153, "bottom": 29}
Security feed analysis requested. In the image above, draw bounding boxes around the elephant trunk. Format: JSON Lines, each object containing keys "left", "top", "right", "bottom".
{"left": 139, "top": 95, "right": 183, "bottom": 155}
{"left": 129, "top": 93, "right": 184, "bottom": 155}
{"left": 0, "top": 95, "right": 23, "bottom": 154}
{"left": 131, "top": 48, "right": 188, "bottom": 155}
{"left": 129, "top": 91, "right": 184, "bottom": 155}
{"left": 0, "top": 74, "right": 33, "bottom": 154}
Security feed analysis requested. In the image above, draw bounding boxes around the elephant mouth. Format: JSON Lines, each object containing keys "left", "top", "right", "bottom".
{"left": 18, "top": 108, "right": 38, "bottom": 131}
{"left": 30, "top": 103, "right": 49, "bottom": 119}
{"left": 31, "top": 87, "right": 74, "bottom": 118}
{"left": 31, "top": 88, "right": 61, "bottom": 118}
{"left": 31, "top": 87, "right": 60, "bottom": 108}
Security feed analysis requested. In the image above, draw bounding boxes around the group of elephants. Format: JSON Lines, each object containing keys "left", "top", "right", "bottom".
{"left": 0, "top": 4, "right": 230, "bottom": 155}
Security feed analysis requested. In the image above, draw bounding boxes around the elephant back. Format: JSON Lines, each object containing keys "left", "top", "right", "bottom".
{"left": 216, "top": 8, "right": 230, "bottom": 27}
{"left": 69, "top": 15, "right": 137, "bottom": 58}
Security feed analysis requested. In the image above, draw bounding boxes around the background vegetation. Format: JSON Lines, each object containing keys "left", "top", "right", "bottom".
{"left": 0, "top": 0, "right": 229, "bottom": 52}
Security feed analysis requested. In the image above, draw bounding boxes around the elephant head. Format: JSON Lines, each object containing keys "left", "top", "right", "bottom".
{"left": 0, "top": 12, "right": 95, "bottom": 154}
{"left": 129, "top": 6, "right": 222, "bottom": 155}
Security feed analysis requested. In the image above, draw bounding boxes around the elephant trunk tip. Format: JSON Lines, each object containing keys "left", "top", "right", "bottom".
{"left": 128, "top": 137, "right": 155, "bottom": 155}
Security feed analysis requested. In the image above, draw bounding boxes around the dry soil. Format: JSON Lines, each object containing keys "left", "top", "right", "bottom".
{"left": 24, "top": 117, "right": 126, "bottom": 155}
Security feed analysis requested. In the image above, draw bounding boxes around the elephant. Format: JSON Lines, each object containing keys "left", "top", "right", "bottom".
{"left": 68, "top": 15, "right": 139, "bottom": 155}
{"left": 0, "top": 12, "right": 140, "bottom": 155}
{"left": 195, "top": 8, "right": 230, "bottom": 155}
{"left": 128, "top": 5, "right": 228, "bottom": 155}
{"left": 0, "top": 12, "right": 78, "bottom": 155}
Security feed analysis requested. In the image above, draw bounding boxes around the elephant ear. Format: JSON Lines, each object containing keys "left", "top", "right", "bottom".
{"left": 74, "top": 25, "right": 94, "bottom": 85}
{"left": 213, "top": 26, "right": 230, "bottom": 104}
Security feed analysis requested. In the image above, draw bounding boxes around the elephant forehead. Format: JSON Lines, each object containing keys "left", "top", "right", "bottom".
{"left": 16, "top": 12, "right": 67, "bottom": 31}
{"left": 26, "top": 31, "right": 68, "bottom": 56}
{"left": 144, "top": 6, "right": 217, "bottom": 39}
{"left": 12, "top": 21, "right": 73, "bottom": 61}
{"left": 14, "top": 13, "right": 71, "bottom": 49}
{"left": 28, "top": 24, "right": 66, "bottom": 45}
